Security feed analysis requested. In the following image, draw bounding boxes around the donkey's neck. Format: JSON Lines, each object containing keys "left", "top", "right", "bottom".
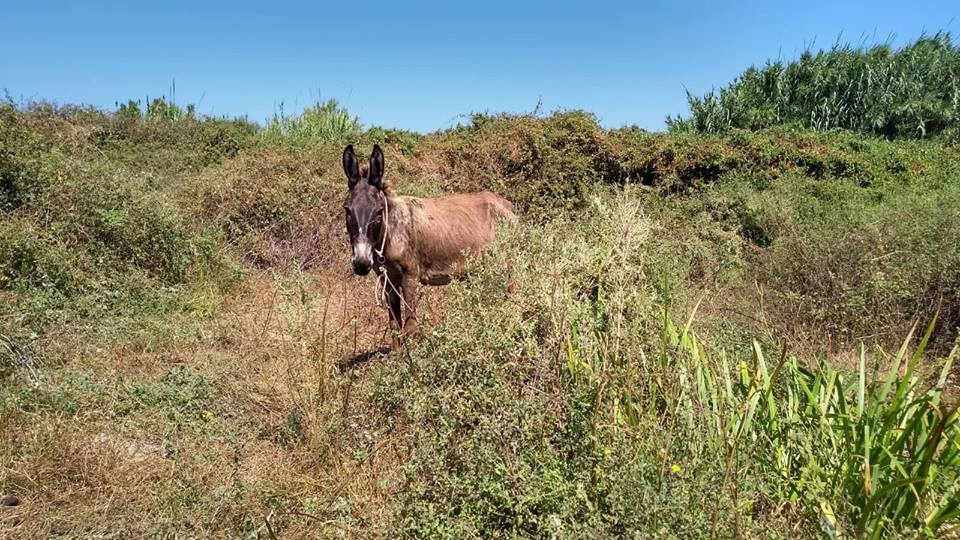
{"left": 379, "top": 191, "right": 397, "bottom": 256}
{"left": 380, "top": 192, "right": 409, "bottom": 264}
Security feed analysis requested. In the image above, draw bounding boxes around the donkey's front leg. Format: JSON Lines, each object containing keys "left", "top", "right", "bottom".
{"left": 383, "top": 265, "right": 404, "bottom": 349}
{"left": 400, "top": 268, "right": 421, "bottom": 338}
{"left": 386, "top": 286, "right": 403, "bottom": 349}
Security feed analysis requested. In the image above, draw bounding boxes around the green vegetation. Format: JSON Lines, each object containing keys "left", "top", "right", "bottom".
{"left": 260, "top": 99, "right": 362, "bottom": 149}
{"left": 670, "top": 33, "right": 960, "bottom": 139}
{"left": 390, "top": 200, "right": 959, "bottom": 537}
{"left": 2, "top": 38, "right": 959, "bottom": 538}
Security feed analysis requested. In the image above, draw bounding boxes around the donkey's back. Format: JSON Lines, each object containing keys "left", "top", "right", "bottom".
{"left": 399, "top": 190, "right": 515, "bottom": 284}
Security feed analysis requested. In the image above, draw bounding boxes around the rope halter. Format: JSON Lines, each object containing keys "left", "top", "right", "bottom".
{"left": 373, "top": 191, "right": 391, "bottom": 309}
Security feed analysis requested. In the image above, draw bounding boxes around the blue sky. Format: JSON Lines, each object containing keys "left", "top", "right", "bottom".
{"left": 2, "top": 1, "right": 956, "bottom": 132}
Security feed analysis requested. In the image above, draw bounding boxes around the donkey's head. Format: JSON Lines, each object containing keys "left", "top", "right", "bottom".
{"left": 342, "top": 144, "right": 387, "bottom": 276}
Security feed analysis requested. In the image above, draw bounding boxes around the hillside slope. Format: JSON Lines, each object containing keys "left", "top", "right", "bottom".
{"left": 1, "top": 97, "right": 958, "bottom": 538}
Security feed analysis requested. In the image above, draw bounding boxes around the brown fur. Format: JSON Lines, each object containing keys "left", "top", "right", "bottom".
{"left": 380, "top": 189, "right": 516, "bottom": 339}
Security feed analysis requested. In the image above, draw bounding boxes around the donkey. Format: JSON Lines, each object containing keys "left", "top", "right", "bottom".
{"left": 342, "top": 144, "right": 516, "bottom": 345}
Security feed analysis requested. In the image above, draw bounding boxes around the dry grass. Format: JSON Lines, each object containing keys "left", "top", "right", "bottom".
{"left": 0, "top": 265, "right": 452, "bottom": 538}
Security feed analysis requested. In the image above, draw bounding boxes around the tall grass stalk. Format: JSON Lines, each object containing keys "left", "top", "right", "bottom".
{"left": 561, "top": 264, "right": 958, "bottom": 538}
{"left": 646, "top": 311, "right": 959, "bottom": 537}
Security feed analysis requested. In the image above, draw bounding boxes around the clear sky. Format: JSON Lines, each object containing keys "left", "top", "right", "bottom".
{"left": 2, "top": 1, "right": 956, "bottom": 133}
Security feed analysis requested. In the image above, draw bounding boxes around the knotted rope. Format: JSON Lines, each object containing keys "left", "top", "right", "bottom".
{"left": 371, "top": 193, "right": 416, "bottom": 315}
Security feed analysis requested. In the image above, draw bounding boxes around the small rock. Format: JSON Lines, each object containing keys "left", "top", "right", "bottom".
{"left": 0, "top": 494, "right": 19, "bottom": 506}
{"left": 50, "top": 521, "right": 70, "bottom": 535}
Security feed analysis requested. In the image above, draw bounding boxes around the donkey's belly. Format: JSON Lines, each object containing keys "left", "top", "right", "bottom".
{"left": 419, "top": 260, "right": 463, "bottom": 286}
{"left": 420, "top": 273, "right": 452, "bottom": 286}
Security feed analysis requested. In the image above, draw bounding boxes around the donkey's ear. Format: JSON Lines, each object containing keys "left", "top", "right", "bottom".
{"left": 342, "top": 145, "right": 360, "bottom": 186}
{"left": 368, "top": 144, "right": 385, "bottom": 189}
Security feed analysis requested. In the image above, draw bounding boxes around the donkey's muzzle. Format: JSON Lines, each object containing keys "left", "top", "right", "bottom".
{"left": 353, "top": 260, "right": 372, "bottom": 276}
{"left": 352, "top": 239, "right": 374, "bottom": 276}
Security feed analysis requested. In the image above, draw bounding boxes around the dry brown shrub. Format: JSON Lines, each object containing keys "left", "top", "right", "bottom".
{"left": 200, "top": 147, "right": 348, "bottom": 271}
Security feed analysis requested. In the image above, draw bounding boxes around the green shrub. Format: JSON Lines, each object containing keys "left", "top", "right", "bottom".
{"left": 414, "top": 110, "right": 619, "bottom": 216}
{"left": 89, "top": 99, "right": 258, "bottom": 173}
{"left": 362, "top": 126, "right": 422, "bottom": 156}
{"left": 27, "top": 162, "right": 218, "bottom": 284}
{"left": 2, "top": 81, "right": 959, "bottom": 539}
{"left": 0, "top": 219, "right": 82, "bottom": 294}
{"left": 413, "top": 113, "right": 933, "bottom": 216}
{"left": 260, "top": 100, "right": 360, "bottom": 149}
{"left": 0, "top": 102, "right": 239, "bottom": 346}
{"left": 723, "top": 166, "right": 960, "bottom": 348}
{"left": 670, "top": 33, "right": 960, "bottom": 139}
{"left": 610, "top": 127, "right": 924, "bottom": 192}
{"left": 0, "top": 102, "right": 59, "bottom": 211}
